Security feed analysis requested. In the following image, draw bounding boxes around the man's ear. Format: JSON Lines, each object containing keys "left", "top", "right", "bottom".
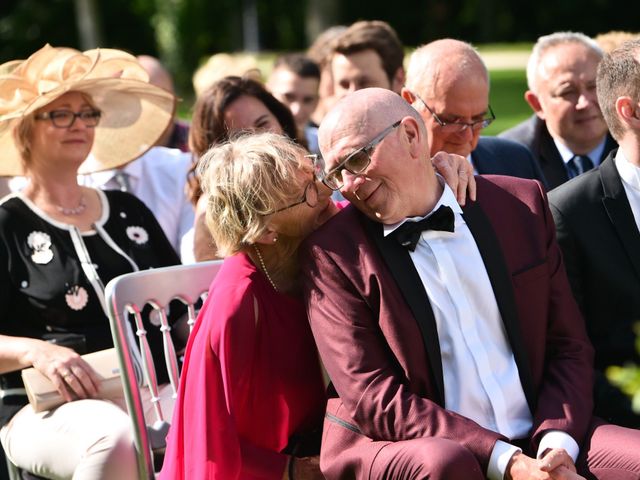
{"left": 401, "top": 117, "right": 422, "bottom": 157}
{"left": 400, "top": 87, "right": 415, "bottom": 105}
{"left": 391, "top": 67, "right": 406, "bottom": 94}
{"left": 524, "top": 90, "right": 545, "bottom": 120}
{"left": 616, "top": 96, "right": 639, "bottom": 126}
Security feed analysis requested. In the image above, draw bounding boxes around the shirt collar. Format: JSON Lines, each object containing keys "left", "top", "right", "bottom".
{"left": 83, "top": 157, "right": 142, "bottom": 186}
{"left": 383, "top": 176, "right": 462, "bottom": 237}
{"left": 615, "top": 147, "right": 640, "bottom": 193}
{"left": 554, "top": 136, "right": 607, "bottom": 167}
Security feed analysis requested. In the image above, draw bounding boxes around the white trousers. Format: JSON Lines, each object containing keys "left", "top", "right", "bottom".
{"left": 0, "top": 385, "right": 174, "bottom": 480}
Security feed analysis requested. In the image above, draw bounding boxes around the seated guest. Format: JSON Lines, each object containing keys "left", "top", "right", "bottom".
{"left": 267, "top": 53, "right": 322, "bottom": 154}
{"left": 549, "top": 39, "right": 640, "bottom": 428}
{"left": 163, "top": 131, "right": 473, "bottom": 479}
{"left": 500, "top": 32, "right": 617, "bottom": 189}
{"left": 183, "top": 76, "right": 302, "bottom": 263}
{"left": 302, "top": 87, "right": 640, "bottom": 479}
{"left": 162, "top": 133, "right": 335, "bottom": 480}
{"left": 402, "top": 39, "right": 548, "bottom": 187}
{"left": 0, "top": 45, "right": 180, "bottom": 479}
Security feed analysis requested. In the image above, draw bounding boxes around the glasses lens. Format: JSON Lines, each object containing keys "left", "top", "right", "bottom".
{"left": 50, "top": 111, "right": 74, "bottom": 127}
{"left": 324, "top": 170, "right": 343, "bottom": 190}
{"left": 80, "top": 110, "right": 101, "bottom": 126}
{"left": 344, "top": 149, "right": 371, "bottom": 174}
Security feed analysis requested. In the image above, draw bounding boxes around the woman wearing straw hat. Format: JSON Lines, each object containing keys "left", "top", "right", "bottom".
{"left": 0, "top": 45, "right": 180, "bottom": 479}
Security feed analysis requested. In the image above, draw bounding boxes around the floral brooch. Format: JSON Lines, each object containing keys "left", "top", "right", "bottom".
{"left": 27, "top": 231, "right": 53, "bottom": 265}
{"left": 126, "top": 226, "right": 149, "bottom": 245}
{"left": 65, "top": 285, "right": 89, "bottom": 311}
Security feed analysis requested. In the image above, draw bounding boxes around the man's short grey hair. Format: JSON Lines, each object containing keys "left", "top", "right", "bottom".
{"left": 527, "top": 31, "right": 603, "bottom": 93}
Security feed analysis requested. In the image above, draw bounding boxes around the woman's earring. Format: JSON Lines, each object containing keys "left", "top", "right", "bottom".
{"left": 273, "top": 236, "right": 278, "bottom": 243}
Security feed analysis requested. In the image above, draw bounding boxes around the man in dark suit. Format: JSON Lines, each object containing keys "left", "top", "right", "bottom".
{"left": 548, "top": 39, "right": 640, "bottom": 429}
{"left": 402, "top": 39, "right": 548, "bottom": 188}
{"left": 302, "top": 87, "right": 640, "bottom": 479}
{"left": 500, "top": 32, "right": 617, "bottom": 189}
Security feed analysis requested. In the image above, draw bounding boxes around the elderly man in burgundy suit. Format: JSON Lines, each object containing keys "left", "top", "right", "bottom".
{"left": 301, "top": 88, "right": 640, "bottom": 480}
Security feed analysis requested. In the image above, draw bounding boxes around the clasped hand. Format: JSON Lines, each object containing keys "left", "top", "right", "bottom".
{"left": 28, "top": 340, "right": 102, "bottom": 403}
{"left": 507, "top": 448, "right": 585, "bottom": 480}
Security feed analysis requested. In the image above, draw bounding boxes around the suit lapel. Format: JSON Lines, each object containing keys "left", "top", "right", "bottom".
{"left": 600, "top": 154, "right": 640, "bottom": 282}
{"left": 462, "top": 201, "right": 537, "bottom": 412}
{"left": 538, "top": 123, "right": 569, "bottom": 189}
{"left": 361, "top": 213, "right": 445, "bottom": 405}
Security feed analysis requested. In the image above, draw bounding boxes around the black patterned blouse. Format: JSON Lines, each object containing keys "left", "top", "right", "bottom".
{"left": 0, "top": 188, "right": 180, "bottom": 425}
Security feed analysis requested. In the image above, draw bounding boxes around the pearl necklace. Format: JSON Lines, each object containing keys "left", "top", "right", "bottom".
{"left": 253, "top": 245, "right": 278, "bottom": 292}
{"left": 56, "top": 194, "right": 87, "bottom": 216}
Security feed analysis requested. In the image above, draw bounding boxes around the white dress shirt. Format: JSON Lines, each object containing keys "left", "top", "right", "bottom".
{"left": 615, "top": 148, "right": 640, "bottom": 231}
{"left": 79, "top": 147, "right": 194, "bottom": 254}
{"left": 384, "top": 181, "right": 578, "bottom": 479}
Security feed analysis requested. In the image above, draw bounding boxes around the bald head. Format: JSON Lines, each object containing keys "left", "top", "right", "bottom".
{"left": 405, "top": 39, "right": 488, "bottom": 98}
{"left": 402, "top": 39, "right": 491, "bottom": 157}
{"left": 319, "top": 87, "right": 424, "bottom": 156}
{"left": 137, "top": 55, "right": 175, "bottom": 93}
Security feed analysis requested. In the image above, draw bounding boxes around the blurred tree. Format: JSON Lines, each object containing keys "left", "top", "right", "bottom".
{"left": 73, "top": 0, "right": 103, "bottom": 49}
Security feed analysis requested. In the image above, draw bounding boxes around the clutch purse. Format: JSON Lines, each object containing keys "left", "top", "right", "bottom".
{"left": 21, "top": 348, "right": 123, "bottom": 413}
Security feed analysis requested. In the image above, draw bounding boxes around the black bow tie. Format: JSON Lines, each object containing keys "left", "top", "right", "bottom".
{"left": 392, "top": 205, "right": 455, "bottom": 251}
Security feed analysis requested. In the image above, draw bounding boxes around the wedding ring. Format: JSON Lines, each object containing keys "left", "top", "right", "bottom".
{"left": 60, "top": 369, "right": 72, "bottom": 378}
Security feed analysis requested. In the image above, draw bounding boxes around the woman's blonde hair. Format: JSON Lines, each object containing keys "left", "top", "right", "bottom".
{"left": 198, "top": 132, "right": 310, "bottom": 257}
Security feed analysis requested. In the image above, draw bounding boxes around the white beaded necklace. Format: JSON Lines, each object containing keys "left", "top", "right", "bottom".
{"left": 253, "top": 245, "right": 278, "bottom": 292}
{"left": 56, "top": 194, "right": 87, "bottom": 216}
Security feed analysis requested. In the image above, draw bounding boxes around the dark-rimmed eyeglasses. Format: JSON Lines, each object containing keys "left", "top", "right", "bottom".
{"left": 270, "top": 181, "right": 319, "bottom": 214}
{"left": 311, "top": 120, "right": 401, "bottom": 191}
{"left": 35, "top": 109, "right": 102, "bottom": 129}
{"left": 411, "top": 91, "right": 495, "bottom": 133}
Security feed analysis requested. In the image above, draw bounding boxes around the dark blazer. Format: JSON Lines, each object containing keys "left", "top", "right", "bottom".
{"left": 472, "top": 136, "right": 548, "bottom": 189}
{"left": 301, "top": 176, "right": 594, "bottom": 478}
{"left": 549, "top": 151, "right": 640, "bottom": 428}
{"left": 499, "top": 114, "right": 617, "bottom": 190}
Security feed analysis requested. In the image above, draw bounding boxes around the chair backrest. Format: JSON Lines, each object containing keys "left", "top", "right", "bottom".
{"left": 105, "top": 260, "right": 223, "bottom": 479}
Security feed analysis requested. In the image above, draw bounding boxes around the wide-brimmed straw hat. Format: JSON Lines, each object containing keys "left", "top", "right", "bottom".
{"left": 0, "top": 44, "right": 176, "bottom": 176}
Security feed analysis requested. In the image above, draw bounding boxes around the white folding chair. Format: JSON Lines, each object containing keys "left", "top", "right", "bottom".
{"left": 105, "top": 260, "right": 223, "bottom": 479}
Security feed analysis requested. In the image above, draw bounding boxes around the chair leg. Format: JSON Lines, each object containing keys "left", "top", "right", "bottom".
{"left": 5, "top": 458, "right": 20, "bottom": 480}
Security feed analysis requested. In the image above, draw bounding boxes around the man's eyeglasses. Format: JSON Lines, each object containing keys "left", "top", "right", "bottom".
{"left": 270, "top": 181, "right": 319, "bottom": 214}
{"left": 311, "top": 120, "right": 401, "bottom": 191}
{"left": 35, "top": 109, "right": 102, "bottom": 129}
{"left": 412, "top": 92, "right": 495, "bottom": 133}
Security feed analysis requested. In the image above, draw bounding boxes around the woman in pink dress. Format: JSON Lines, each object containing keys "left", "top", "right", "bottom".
{"left": 162, "top": 132, "right": 336, "bottom": 479}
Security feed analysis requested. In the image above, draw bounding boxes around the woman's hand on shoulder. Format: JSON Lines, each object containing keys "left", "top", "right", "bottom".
{"left": 431, "top": 151, "right": 476, "bottom": 206}
{"left": 27, "top": 340, "right": 101, "bottom": 403}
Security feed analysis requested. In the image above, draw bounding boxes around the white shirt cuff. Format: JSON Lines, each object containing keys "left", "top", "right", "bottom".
{"left": 536, "top": 430, "right": 580, "bottom": 463}
{"left": 487, "top": 440, "right": 521, "bottom": 480}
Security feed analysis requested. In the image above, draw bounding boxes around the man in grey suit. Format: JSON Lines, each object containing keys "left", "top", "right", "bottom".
{"left": 402, "top": 39, "right": 547, "bottom": 187}
{"left": 548, "top": 39, "right": 640, "bottom": 428}
{"left": 500, "top": 32, "right": 617, "bottom": 189}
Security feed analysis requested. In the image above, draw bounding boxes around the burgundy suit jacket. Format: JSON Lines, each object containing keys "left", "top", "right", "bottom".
{"left": 300, "top": 175, "right": 594, "bottom": 478}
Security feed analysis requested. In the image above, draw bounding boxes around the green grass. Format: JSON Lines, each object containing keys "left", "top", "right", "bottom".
{"left": 486, "top": 69, "right": 531, "bottom": 135}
